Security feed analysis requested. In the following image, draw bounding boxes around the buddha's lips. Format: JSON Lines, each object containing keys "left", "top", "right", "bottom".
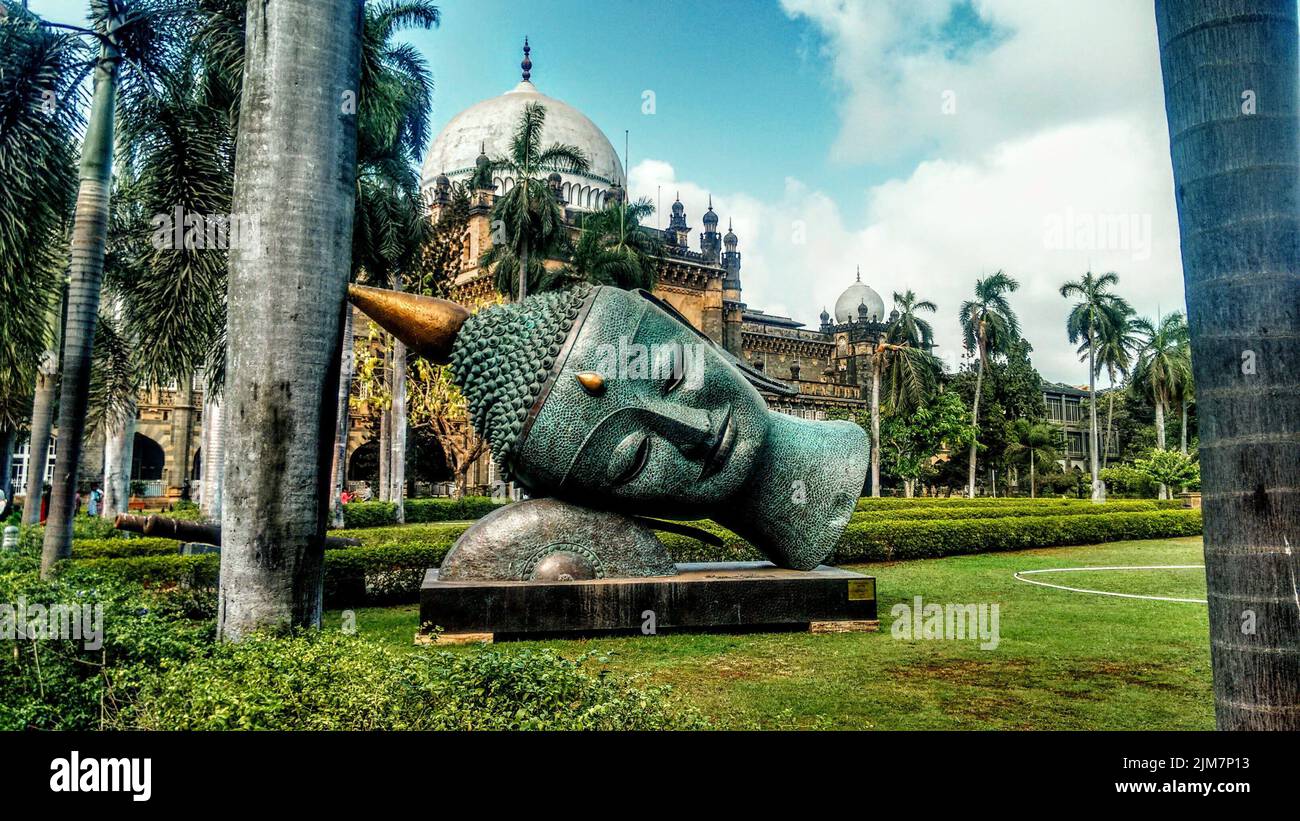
{"left": 700, "top": 406, "right": 735, "bottom": 480}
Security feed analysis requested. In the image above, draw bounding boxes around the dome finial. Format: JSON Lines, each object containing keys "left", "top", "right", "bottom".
{"left": 521, "top": 37, "right": 532, "bottom": 82}
{"left": 856, "top": 265, "right": 861, "bottom": 283}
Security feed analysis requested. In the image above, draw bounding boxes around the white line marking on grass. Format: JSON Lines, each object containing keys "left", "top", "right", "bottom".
{"left": 1013, "top": 565, "right": 1207, "bottom": 604}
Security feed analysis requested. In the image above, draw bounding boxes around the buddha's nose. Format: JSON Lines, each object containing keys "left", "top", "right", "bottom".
{"left": 646, "top": 404, "right": 712, "bottom": 457}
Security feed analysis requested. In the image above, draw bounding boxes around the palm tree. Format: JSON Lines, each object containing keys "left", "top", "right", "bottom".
{"left": 1083, "top": 306, "right": 1141, "bottom": 467}
{"left": 480, "top": 102, "right": 589, "bottom": 299}
{"left": 1007, "top": 420, "right": 1060, "bottom": 498}
{"left": 40, "top": 0, "right": 182, "bottom": 577}
{"left": 0, "top": 4, "right": 81, "bottom": 524}
{"left": 1156, "top": 0, "right": 1299, "bottom": 729}
{"left": 168, "top": 0, "right": 441, "bottom": 527}
{"left": 217, "top": 0, "right": 363, "bottom": 640}
{"left": 1131, "top": 312, "right": 1190, "bottom": 455}
{"left": 566, "top": 197, "right": 662, "bottom": 291}
{"left": 958, "top": 271, "right": 1020, "bottom": 498}
{"left": 1061, "top": 270, "right": 1133, "bottom": 501}
{"left": 869, "top": 290, "right": 941, "bottom": 497}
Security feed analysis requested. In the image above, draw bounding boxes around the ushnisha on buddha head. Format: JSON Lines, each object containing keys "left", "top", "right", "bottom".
{"left": 349, "top": 284, "right": 868, "bottom": 571}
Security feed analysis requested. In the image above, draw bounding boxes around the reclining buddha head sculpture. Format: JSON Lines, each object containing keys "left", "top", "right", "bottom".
{"left": 350, "top": 283, "right": 868, "bottom": 572}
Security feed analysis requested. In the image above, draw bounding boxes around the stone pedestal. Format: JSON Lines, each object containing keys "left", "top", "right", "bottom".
{"left": 418, "top": 561, "right": 878, "bottom": 643}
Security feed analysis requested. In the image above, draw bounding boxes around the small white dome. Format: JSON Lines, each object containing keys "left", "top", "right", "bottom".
{"left": 833, "top": 279, "right": 886, "bottom": 324}
{"left": 420, "top": 80, "right": 623, "bottom": 212}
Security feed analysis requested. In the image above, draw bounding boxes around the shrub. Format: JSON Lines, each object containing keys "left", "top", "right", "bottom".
{"left": 854, "top": 497, "right": 1182, "bottom": 511}
{"left": 833, "top": 509, "right": 1203, "bottom": 563}
{"left": 109, "top": 634, "right": 706, "bottom": 730}
{"left": 0, "top": 550, "right": 214, "bottom": 731}
{"left": 405, "top": 496, "right": 505, "bottom": 523}
{"left": 73, "top": 554, "right": 221, "bottom": 590}
{"left": 2, "top": 547, "right": 699, "bottom": 731}
{"left": 71, "top": 537, "right": 179, "bottom": 559}
{"left": 340, "top": 501, "right": 397, "bottom": 528}
{"left": 850, "top": 500, "right": 1168, "bottom": 522}
{"left": 341, "top": 496, "right": 505, "bottom": 528}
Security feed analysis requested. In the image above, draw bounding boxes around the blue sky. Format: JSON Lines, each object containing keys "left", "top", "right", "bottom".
{"left": 31, "top": 1, "right": 1194, "bottom": 385}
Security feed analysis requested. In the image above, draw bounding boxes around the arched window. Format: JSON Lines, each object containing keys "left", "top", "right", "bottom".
{"left": 131, "top": 433, "right": 165, "bottom": 481}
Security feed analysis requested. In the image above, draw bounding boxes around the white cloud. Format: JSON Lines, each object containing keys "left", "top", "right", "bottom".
{"left": 631, "top": 114, "right": 1185, "bottom": 385}
{"left": 780, "top": 0, "right": 1169, "bottom": 164}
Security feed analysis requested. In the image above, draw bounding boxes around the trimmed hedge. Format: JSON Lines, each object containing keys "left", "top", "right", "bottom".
{"left": 71, "top": 537, "right": 179, "bottom": 559}
{"left": 834, "top": 509, "right": 1203, "bottom": 563}
{"left": 68, "top": 508, "right": 1202, "bottom": 606}
{"left": 341, "top": 496, "right": 506, "bottom": 528}
{"left": 854, "top": 497, "right": 1185, "bottom": 511}
{"left": 850, "top": 500, "right": 1169, "bottom": 522}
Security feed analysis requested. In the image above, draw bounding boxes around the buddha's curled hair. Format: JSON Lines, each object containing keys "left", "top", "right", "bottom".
{"left": 450, "top": 285, "right": 591, "bottom": 477}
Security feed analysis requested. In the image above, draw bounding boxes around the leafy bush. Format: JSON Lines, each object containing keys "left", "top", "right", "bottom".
{"left": 405, "top": 496, "right": 505, "bottom": 523}
{"left": 341, "top": 496, "right": 505, "bottom": 529}
{"left": 71, "top": 537, "right": 178, "bottom": 559}
{"left": 65, "top": 506, "right": 1202, "bottom": 606}
{"left": 331, "top": 521, "right": 470, "bottom": 550}
{"left": 340, "top": 501, "right": 397, "bottom": 528}
{"left": 854, "top": 497, "right": 1183, "bottom": 511}
{"left": 111, "top": 634, "right": 706, "bottom": 730}
{"left": 850, "top": 500, "right": 1168, "bottom": 522}
{"left": 0, "top": 549, "right": 214, "bottom": 731}
{"left": 833, "top": 510, "right": 1202, "bottom": 563}
{"left": 2, "top": 547, "right": 699, "bottom": 731}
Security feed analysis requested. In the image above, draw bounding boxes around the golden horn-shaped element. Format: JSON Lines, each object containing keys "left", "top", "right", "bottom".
{"left": 347, "top": 284, "right": 471, "bottom": 364}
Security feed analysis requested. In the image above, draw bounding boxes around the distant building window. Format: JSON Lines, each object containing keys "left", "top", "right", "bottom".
{"left": 1046, "top": 397, "right": 1063, "bottom": 420}
{"left": 1064, "top": 399, "right": 1082, "bottom": 422}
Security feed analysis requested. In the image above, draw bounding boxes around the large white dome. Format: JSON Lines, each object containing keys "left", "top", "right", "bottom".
{"left": 420, "top": 79, "right": 624, "bottom": 211}
{"left": 834, "top": 277, "right": 887, "bottom": 324}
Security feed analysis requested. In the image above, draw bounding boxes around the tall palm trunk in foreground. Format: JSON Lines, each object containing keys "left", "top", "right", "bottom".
{"left": 1157, "top": 0, "right": 1300, "bottom": 729}
{"left": 218, "top": 0, "right": 363, "bottom": 640}
{"left": 40, "top": 38, "right": 121, "bottom": 577}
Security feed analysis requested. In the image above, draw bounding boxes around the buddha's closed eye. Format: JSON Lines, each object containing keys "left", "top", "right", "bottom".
{"left": 609, "top": 431, "right": 652, "bottom": 485}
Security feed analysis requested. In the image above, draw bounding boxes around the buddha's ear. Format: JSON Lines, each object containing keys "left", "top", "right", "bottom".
{"left": 632, "top": 289, "right": 797, "bottom": 397}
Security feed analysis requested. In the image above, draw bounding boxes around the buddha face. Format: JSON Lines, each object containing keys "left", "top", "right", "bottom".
{"left": 513, "top": 287, "right": 770, "bottom": 517}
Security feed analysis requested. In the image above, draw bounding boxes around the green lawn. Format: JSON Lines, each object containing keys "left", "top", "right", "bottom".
{"left": 323, "top": 536, "right": 1213, "bottom": 730}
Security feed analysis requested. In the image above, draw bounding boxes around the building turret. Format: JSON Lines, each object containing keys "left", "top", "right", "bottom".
{"left": 819, "top": 307, "right": 832, "bottom": 333}
{"left": 548, "top": 171, "right": 564, "bottom": 204}
{"left": 722, "top": 218, "right": 741, "bottom": 283}
{"left": 700, "top": 195, "right": 721, "bottom": 263}
{"left": 668, "top": 193, "right": 690, "bottom": 248}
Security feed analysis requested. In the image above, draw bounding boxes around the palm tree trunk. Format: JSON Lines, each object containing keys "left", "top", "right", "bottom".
{"left": 378, "top": 398, "right": 390, "bottom": 500}
{"left": 0, "top": 428, "right": 14, "bottom": 514}
{"left": 389, "top": 280, "right": 407, "bottom": 523}
{"left": 201, "top": 394, "right": 225, "bottom": 519}
{"left": 40, "top": 38, "right": 120, "bottom": 578}
{"left": 329, "top": 304, "right": 355, "bottom": 528}
{"left": 1103, "top": 391, "right": 1115, "bottom": 467}
{"left": 218, "top": 0, "right": 362, "bottom": 641}
{"left": 1180, "top": 400, "right": 1188, "bottom": 454}
{"left": 22, "top": 370, "right": 58, "bottom": 526}
{"left": 101, "top": 398, "right": 135, "bottom": 519}
{"left": 869, "top": 356, "right": 881, "bottom": 498}
{"left": 1155, "top": 398, "right": 1166, "bottom": 450}
{"left": 1157, "top": 0, "right": 1300, "bottom": 729}
{"left": 1088, "top": 339, "right": 1101, "bottom": 501}
{"left": 1030, "top": 458, "right": 1036, "bottom": 499}
{"left": 518, "top": 234, "right": 530, "bottom": 301}
{"left": 966, "top": 346, "right": 985, "bottom": 498}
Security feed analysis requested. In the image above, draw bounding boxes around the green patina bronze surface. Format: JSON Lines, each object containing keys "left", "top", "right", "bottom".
{"left": 447, "top": 285, "right": 869, "bottom": 572}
